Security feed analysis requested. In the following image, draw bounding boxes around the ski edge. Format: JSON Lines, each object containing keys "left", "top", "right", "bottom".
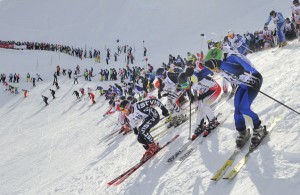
{"left": 107, "top": 134, "right": 180, "bottom": 186}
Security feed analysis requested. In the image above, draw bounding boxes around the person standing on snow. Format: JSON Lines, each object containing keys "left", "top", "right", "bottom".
{"left": 227, "top": 30, "right": 248, "bottom": 55}
{"left": 79, "top": 88, "right": 85, "bottom": 96}
{"left": 31, "top": 77, "right": 36, "bottom": 87}
{"left": 53, "top": 81, "right": 60, "bottom": 89}
{"left": 26, "top": 73, "right": 31, "bottom": 82}
{"left": 73, "top": 90, "right": 80, "bottom": 99}
{"left": 74, "top": 74, "right": 79, "bottom": 84}
{"left": 53, "top": 72, "right": 58, "bottom": 83}
{"left": 119, "top": 98, "right": 169, "bottom": 161}
{"left": 37, "top": 74, "right": 43, "bottom": 82}
{"left": 22, "top": 89, "right": 29, "bottom": 98}
{"left": 178, "top": 65, "right": 221, "bottom": 140}
{"left": 88, "top": 92, "right": 96, "bottom": 104}
{"left": 292, "top": 0, "right": 300, "bottom": 38}
{"left": 203, "top": 52, "right": 264, "bottom": 149}
{"left": 104, "top": 98, "right": 131, "bottom": 134}
{"left": 154, "top": 67, "right": 186, "bottom": 128}
{"left": 50, "top": 89, "right": 56, "bottom": 99}
{"left": 265, "top": 10, "right": 287, "bottom": 47}
{"left": 42, "top": 95, "right": 49, "bottom": 106}
{"left": 56, "top": 65, "right": 61, "bottom": 76}
{"left": 68, "top": 69, "right": 72, "bottom": 79}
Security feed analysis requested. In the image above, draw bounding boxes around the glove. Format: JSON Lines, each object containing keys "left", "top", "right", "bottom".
{"left": 133, "top": 127, "right": 138, "bottom": 135}
{"left": 162, "top": 93, "right": 169, "bottom": 97}
{"left": 190, "top": 94, "right": 194, "bottom": 104}
{"left": 158, "top": 92, "right": 162, "bottom": 99}
{"left": 162, "top": 108, "right": 169, "bottom": 117}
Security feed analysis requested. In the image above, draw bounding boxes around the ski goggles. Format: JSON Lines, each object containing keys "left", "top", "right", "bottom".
{"left": 120, "top": 103, "right": 131, "bottom": 113}
{"left": 120, "top": 108, "right": 128, "bottom": 114}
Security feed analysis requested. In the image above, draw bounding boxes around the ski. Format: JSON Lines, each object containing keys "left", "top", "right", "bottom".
{"left": 177, "top": 111, "right": 233, "bottom": 163}
{"left": 107, "top": 134, "right": 179, "bottom": 186}
{"left": 166, "top": 139, "right": 194, "bottom": 164}
{"left": 150, "top": 106, "right": 196, "bottom": 133}
{"left": 166, "top": 112, "right": 221, "bottom": 164}
{"left": 210, "top": 147, "right": 241, "bottom": 181}
{"left": 211, "top": 127, "right": 251, "bottom": 181}
{"left": 97, "top": 124, "right": 120, "bottom": 145}
{"left": 153, "top": 113, "right": 192, "bottom": 141}
{"left": 106, "top": 130, "right": 133, "bottom": 146}
{"left": 223, "top": 116, "right": 282, "bottom": 180}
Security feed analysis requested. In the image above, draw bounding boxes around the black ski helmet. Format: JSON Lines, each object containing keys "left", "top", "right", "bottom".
{"left": 156, "top": 67, "right": 166, "bottom": 79}
{"left": 178, "top": 72, "right": 188, "bottom": 85}
{"left": 127, "top": 96, "right": 137, "bottom": 104}
{"left": 270, "top": 10, "right": 276, "bottom": 17}
{"left": 108, "top": 99, "right": 115, "bottom": 106}
{"left": 204, "top": 59, "right": 222, "bottom": 71}
{"left": 185, "top": 67, "right": 194, "bottom": 77}
{"left": 119, "top": 96, "right": 126, "bottom": 101}
{"left": 293, "top": 0, "right": 299, "bottom": 5}
{"left": 120, "top": 100, "right": 130, "bottom": 110}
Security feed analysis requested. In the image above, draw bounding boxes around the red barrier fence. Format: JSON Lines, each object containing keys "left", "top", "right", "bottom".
{"left": 0, "top": 44, "right": 14, "bottom": 49}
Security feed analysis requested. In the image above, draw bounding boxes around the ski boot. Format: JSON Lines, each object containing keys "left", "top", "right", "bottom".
{"left": 165, "top": 114, "right": 173, "bottom": 124}
{"left": 119, "top": 126, "right": 125, "bottom": 134}
{"left": 236, "top": 128, "right": 250, "bottom": 148}
{"left": 191, "top": 124, "right": 206, "bottom": 140}
{"left": 174, "top": 114, "right": 186, "bottom": 127}
{"left": 122, "top": 124, "right": 131, "bottom": 135}
{"left": 280, "top": 41, "right": 287, "bottom": 48}
{"left": 203, "top": 118, "right": 219, "bottom": 137}
{"left": 250, "top": 125, "right": 267, "bottom": 149}
{"left": 167, "top": 116, "right": 177, "bottom": 128}
{"left": 140, "top": 142, "right": 159, "bottom": 162}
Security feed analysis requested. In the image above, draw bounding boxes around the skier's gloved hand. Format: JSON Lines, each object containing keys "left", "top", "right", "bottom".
{"left": 133, "top": 127, "right": 138, "bottom": 135}
{"left": 162, "top": 108, "right": 169, "bottom": 117}
{"left": 190, "top": 94, "right": 194, "bottom": 104}
{"left": 158, "top": 93, "right": 162, "bottom": 99}
{"left": 162, "top": 93, "right": 169, "bottom": 97}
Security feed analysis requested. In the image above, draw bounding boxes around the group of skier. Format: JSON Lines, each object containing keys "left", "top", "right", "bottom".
{"left": 100, "top": 7, "right": 296, "bottom": 160}
{"left": 103, "top": 46, "right": 264, "bottom": 162}
{"left": 2, "top": 4, "right": 297, "bottom": 164}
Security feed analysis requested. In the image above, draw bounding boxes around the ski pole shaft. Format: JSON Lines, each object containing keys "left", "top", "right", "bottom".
{"left": 239, "top": 79, "right": 299, "bottom": 115}
{"left": 259, "top": 90, "right": 300, "bottom": 115}
{"left": 188, "top": 78, "right": 192, "bottom": 140}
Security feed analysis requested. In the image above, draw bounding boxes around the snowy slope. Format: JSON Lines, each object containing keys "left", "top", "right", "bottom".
{"left": 0, "top": 0, "right": 300, "bottom": 195}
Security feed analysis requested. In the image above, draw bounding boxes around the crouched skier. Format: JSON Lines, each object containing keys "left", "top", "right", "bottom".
{"left": 178, "top": 66, "right": 221, "bottom": 140}
{"left": 119, "top": 98, "right": 169, "bottom": 161}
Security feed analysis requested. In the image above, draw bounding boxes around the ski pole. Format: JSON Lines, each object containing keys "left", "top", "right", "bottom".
{"left": 188, "top": 77, "right": 192, "bottom": 140}
{"left": 237, "top": 78, "right": 299, "bottom": 115}
{"left": 259, "top": 90, "right": 300, "bottom": 115}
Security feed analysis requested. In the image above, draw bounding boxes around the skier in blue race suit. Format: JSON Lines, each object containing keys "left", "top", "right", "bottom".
{"left": 202, "top": 49, "right": 266, "bottom": 148}
{"left": 265, "top": 10, "right": 287, "bottom": 47}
